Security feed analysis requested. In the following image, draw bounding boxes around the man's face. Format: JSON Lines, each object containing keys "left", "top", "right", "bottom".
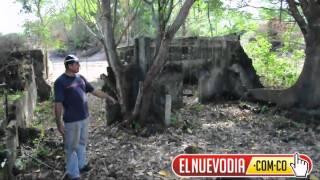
{"left": 68, "top": 62, "right": 80, "bottom": 73}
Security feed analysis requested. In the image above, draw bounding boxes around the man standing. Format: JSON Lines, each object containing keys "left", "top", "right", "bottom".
{"left": 54, "top": 54, "right": 116, "bottom": 180}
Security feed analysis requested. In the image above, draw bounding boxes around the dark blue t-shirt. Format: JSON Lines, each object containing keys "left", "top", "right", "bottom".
{"left": 54, "top": 74, "right": 94, "bottom": 122}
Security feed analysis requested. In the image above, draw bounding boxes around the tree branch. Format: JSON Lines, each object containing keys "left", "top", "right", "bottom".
{"left": 298, "top": 0, "right": 309, "bottom": 17}
{"left": 113, "top": 0, "right": 118, "bottom": 33}
{"left": 81, "top": 14, "right": 102, "bottom": 40}
{"left": 101, "top": 0, "right": 122, "bottom": 70}
{"left": 148, "top": 1, "right": 158, "bottom": 30}
{"left": 301, "top": 0, "right": 320, "bottom": 24}
{"left": 132, "top": 81, "right": 143, "bottom": 116}
{"left": 143, "top": 0, "right": 195, "bottom": 90}
{"left": 229, "top": 4, "right": 281, "bottom": 11}
{"left": 280, "top": 0, "right": 283, "bottom": 22}
{"left": 69, "top": 0, "right": 103, "bottom": 41}
{"left": 102, "top": 0, "right": 128, "bottom": 113}
{"left": 286, "top": 0, "right": 308, "bottom": 36}
{"left": 115, "top": 0, "right": 142, "bottom": 46}
{"left": 166, "top": 0, "right": 195, "bottom": 39}
{"left": 207, "top": 1, "right": 214, "bottom": 37}
{"left": 164, "top": 0, "right": 174, "bottom": 25}
{"left": 116, "top": 11, "right": 138, "bottom": 46}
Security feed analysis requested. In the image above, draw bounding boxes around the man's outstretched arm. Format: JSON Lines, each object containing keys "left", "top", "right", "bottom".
{"left": 91, "top": 89, "right": 117, "bottom": 104}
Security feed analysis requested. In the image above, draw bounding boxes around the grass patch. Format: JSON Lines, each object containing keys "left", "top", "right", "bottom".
{"left": 34, "top": 101, "right": 52, "bottom": 114}
{"left": 33, "top": 101, "right": 55, "bottom": 127}
{"left": 191, "top": 103, "right": 205, "bottom": 112}
{"left": 7, "top": 91, "right": 25, "bottom": 102}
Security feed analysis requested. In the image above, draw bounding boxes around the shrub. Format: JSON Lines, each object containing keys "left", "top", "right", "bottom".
{"left": 243, "top": 34, "right": 302, "bottom": 87}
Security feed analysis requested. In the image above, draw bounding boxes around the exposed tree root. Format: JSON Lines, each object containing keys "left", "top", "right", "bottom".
{"left": 247, "top": 87, "right": 297, "bottom": 108}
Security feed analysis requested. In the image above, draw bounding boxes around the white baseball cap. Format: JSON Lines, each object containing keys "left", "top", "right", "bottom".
{"left": 64, "top": 54, "right": 79, "bottom": 64}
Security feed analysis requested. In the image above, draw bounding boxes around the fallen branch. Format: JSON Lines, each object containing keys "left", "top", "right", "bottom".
{"left": 132, "top": 81, "right": 143, "bottom": 117}
{"left": 60, "top": 172, "right": 67, "bottom": 180}
{"left": 20, "top": 145, "right": 56, "bottom": 170}
{"left": 118, "top": 81, "right": 143, "bottom": 127}
{"left": 24, "top": 153, "right": 56, "bottom": 170}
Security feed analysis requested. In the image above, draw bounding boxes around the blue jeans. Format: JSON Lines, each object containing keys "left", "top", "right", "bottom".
{"left": 64, "top": 118, "right": 89, "bottom": 179}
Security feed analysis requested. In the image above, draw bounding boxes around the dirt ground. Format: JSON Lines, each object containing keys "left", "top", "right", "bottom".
{"left": 48, "top": 51, "right": 108, "bottom": 83}
{"left": 14, "top": 53, "right": 320, "bottom": 179}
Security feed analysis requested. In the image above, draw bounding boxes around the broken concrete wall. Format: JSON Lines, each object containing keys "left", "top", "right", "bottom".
{"left": 0, "top": 52, "right": 38, "bottom": 115}
{"left": 0, "top": 79, "right": 37, "bottom": 180}
{"left": 104, "top": 34, "right": 262, "bottom": 124}
{"left": 0, "top": 50, "right": 51, "bottom": 101}
{"left": 121, "top": 34, "right": 261, "bottom": 103}
{"left": 29, "top": 50, "right": 51, "bottom": 101}
{"left": 197, "top": 35, "right": 262, "bottom": 102}
{"left": 0, "top": 50, "right": 45, "bottom": 179}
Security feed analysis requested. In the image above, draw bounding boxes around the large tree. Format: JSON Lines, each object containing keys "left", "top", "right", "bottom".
{"left": 249, "top": 0, "right": 320, "bottom": 108}
{"left": 101, "top": 0, "right": 196, "bottom": 124}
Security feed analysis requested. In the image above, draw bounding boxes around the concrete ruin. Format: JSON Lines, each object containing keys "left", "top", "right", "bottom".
{"left": 0, "top": 50, "right": 51, "bottom": 101}
{"left": 104, "top": 34, "right": 262, "bottom": 124}
{"left": 0, "top": 50, "right": 51, "bottom": 179}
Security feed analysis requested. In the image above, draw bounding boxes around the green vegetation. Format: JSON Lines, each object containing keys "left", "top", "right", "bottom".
{"left": 33, "top": 101, "right": 54, "bottom": 133}
{"left": 0, "top": 91, "right": 25, "bottom": 120}
{"left": 170, "top": 113, "right": 178, "bottom": 125}
{"left": 132, "top": 119, "right": 141, "bottom": 130}
{"left": 32, "top": 137, "right": 49, "bottom": 158}
{"left": 34, "top": 101, "right": 52, "bottom": 115}
{"left": 191, "top": 103, "right": 205, "bottom": 112}
{"left": 0, "top": 96, "right": 4, "bottom": 120}
{"left": 243, "top": 34, "right": 303, "bottom": 88}
{"left": 7, "top": 91, "right": 25, "bottom": 102}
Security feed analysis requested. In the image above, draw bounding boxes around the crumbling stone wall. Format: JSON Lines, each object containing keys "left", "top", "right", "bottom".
{"left": 29, "top": 50, "right": 51, "bottom": 101}
{"left": 125, "top": 34, "right": 262, "bottom": 102}
{"left": 103, "top": 34, "right": 262, "bottom": 124}
{"left": 0, "top": 50, "right": 51, "bottom": 101}
{"left": 192, "top": 35, "right": 263, "bottom": 102}
{"left": 0, "top": 50, "right": 50, "bottom": 179}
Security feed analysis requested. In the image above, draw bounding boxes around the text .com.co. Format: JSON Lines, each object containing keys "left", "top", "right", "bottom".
{"left": 171, "top": 153, "right": 313, "bottom": 178}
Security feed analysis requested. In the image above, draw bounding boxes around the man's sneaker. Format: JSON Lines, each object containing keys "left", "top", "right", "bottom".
{"left": 80, "top": 164, "right": 91, "bottom": 173}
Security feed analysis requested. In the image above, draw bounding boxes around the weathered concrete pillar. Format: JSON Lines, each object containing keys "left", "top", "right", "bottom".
{"left": 44, "top": 50, "right": 49, "bottom": 79}
{"left": 137, "top": 37, "right": 152, "bottom": 77}
{"left": 13, "top": 64, "right": 37, "bottom": 128}
{"left": 4, "top": 120, "right": 18, "bottom": 180}
{"left": 164, "top": 94, "right": 172, "bottom": 126}
{"left": 30, "top": 50, "right": 51, "bottom": 101}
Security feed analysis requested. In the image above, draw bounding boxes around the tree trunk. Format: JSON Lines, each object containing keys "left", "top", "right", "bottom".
{"left": 101, "top": 0, "right": 195, "bottom": 125}
{"left": 101, "top": 39, "right": 111, "bottom": 67}
{"left": 137, "top": 0, "right": 195, "bottom": 125}
{"left": 101, "top": 0, "right": 129, "bottom": 114}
